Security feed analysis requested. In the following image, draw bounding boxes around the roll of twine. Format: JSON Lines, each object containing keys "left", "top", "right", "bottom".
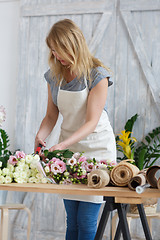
{"left": 110, "top": 160, "right": 139, "bottom": 186}
{"left": 128, "top": 169, "right": 147, "bottom": 191}
{"left": 146, "top": 165, "right": 160, "bottom": 188}
{"left": 87, "top": 169, "right": 110, "bottom": 188}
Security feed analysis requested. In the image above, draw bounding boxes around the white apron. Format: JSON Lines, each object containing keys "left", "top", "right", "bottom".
{"left": 57, "top": 78, "right": 117, "bottom": 203}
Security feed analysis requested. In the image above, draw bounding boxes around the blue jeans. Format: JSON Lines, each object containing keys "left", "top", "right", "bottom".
{"left": 63, "top": 199, "right": 102, "bottom": 240}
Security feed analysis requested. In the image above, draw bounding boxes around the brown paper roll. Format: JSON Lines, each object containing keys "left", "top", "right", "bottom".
{"left": 87, "top": 169, "right": 110, "bottom": 188}
{"left": 146, "top": 165, "right": 160, "bottom": 188}
{"left": 157, "top": 177, "right": 160, "bottom": 189}
{"left": 128, "top": 169, "right": 147, "bottom": 191}
{"left": 110, "top": 160, "right": 139, "bottom": 186}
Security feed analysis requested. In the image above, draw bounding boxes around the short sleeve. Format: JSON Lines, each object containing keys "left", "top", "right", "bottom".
{"left": 89, "top": 66, "right": 113, "bottom": 90}
{"left": 44, "top": 69, "right": 59, "bottom": 106}
{"left": 44, "top": 69, "right": 52, "bottom": 84}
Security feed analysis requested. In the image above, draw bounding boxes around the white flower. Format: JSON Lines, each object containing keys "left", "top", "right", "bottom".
{"left": 44, "top": 166, "right": 50, "bottom": 173}
{"left": 4, "top": 176, "right": 12, "bottom": 183}
{"left": 20, "top": 158, "right": 25, "bottom": 164}
{"left": 15, "top": 177, "right": 25, "bottom": 183}
{"left": 30, "top": 163, "right": 37, "bottom": 169}
{"left": 82, "top": 169, "right": 86, "bottom": 175}
{"left": 67, "top": 157, "right": 77, "bottom": 166}
{"left": 28, "top": 177, "right": 36, "bottom": 183}
{"left": 25, "top": 155, "right": 33, "bottom": 164}
{"left": 7, "top": 164, "right": 14, "bottom": 172}
{"left": 19, "top": 171, "right": 27, "bottom": 179}
{"left": 51, "top": 163, "right": 61, "bottom": 175}
{"left": 0, "top": 169, "right": 2, "bottom": 175}
{"left": 64, "top": 171, "right": 69, "bottom": 176}
{"left": 0, "top": 161, "right": 2, "bottom": 167}
{"left": 13, "top": 172, "right": 19, "bottom": 178}
{"left": 0, "top": 176, "right": 5, "bottom": 183}
{"left": 15, "top": 166, "right": 23, "bottom": 172}
{"left": 35, "top": 178, "right": 40, "bottom": 183}
{"left": 0, "top": 105, "right": 6, "bottom": 126}
{"left": 41, "top": 178, "right": 48, "bottom": 184}
{"left": 36, "top": 173, "right": 43, "bottom": 179}
{"left": 2, "top": 168, "right": 10, "bottom": 176}
{"left": 33, "top": 154, "right": 40, "bottom": 162}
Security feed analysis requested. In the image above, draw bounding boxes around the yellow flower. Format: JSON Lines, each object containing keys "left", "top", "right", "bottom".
{"left": 117, "top": 130, "right": 137, "bottom": 159}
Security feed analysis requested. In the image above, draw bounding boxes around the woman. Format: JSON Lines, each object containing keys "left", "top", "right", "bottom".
{"left": 35, "top": 19, "right": 116, "bottom": 240}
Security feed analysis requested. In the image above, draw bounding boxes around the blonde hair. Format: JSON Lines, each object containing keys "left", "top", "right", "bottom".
{"left": 46, "top": 19, "right": 110, "bottom": 85}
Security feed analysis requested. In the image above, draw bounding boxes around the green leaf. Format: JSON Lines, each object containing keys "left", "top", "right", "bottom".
{"left": 124, "top": 114, "right": 138, "bottom": 132}
{"left": 137, "top": 148, "right": 147, "bottom": 170}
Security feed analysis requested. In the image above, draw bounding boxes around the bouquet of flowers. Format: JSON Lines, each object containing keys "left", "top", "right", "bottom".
{"left": 37, "top": 149, "right": 116, "bottom": 184}
{"left": 0, "top": 151, "right": 48, "bottom": 184}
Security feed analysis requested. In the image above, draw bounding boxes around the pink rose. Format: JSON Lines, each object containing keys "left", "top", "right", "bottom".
{"left": 8, "top": 156, "right": 18, "bottom": 166}
{"left": 78, "top": 156, "right": 87, "bottom": 163}
{"left": 16, "top": 151, "right": 25, "bottom": 159}
{"left": 55, "top": 159, "right": 66, "bottom": 173}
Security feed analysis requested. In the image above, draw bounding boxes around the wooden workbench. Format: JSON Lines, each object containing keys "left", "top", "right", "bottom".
{"left": 0, "top": 183, "right": 159, "bottom": 240}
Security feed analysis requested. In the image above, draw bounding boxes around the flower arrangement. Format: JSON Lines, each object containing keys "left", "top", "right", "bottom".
{"left": 0, "top": 151, "right": 48, "bottom": 184}
{"left": 38, "top": 149, "right": 116, "bottom": 184}
{"left": 116, "top": 114, "right": 160, "bottom": 170}
{"left": 0, "top": 105, "right": 12, "bottom": 168}
{"left": 0, "top": 148, "right": 116, "bottom": 185}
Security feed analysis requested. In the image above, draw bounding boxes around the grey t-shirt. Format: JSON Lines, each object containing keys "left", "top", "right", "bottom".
{"left": 44, "top": 66, "right": 113, "bottom": 112}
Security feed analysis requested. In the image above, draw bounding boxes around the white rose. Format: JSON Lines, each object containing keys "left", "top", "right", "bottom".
{"left": 0, "top": 176, "right": 5, "bottom": 183}
{"left": 0, "top": 161, "right": 2, "bottom": 167}
{"left": 44, "top": 166, "right": 50, "bottom": 173}
{"left": 33, "top": 154, "right": 40, "bottom": 162}
{"left": 4, "top": 176, "right": 12, "bottom": 183}
{"left": 7, "top": 164, "right": 14, "bottom": 172}
{"left": 19, "top": 172, "right": 27, "bottom": 179}
{"left": 13, "top": 172, "right": 20, "bottom": 178}
{"left": 41, "top": 178, "right": 48, "bottom": 184}
{"left": 36, "top": 173, "right": 43, "bottom": 179}
{"left": 28, "top": 177, "right": 36, "bottom": 183}
{"left": 25, "top": 155, "right": 33, "bottom": 164}
{"left": 15, "top": 177, "right": 25, "bottom": 183}
{"left": 2, "top": 168, "right": 10, "bottom": 176}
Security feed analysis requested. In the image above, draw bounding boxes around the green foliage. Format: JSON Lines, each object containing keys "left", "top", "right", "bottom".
{"left": 116, "top": 114, "right": 160, "bottom": 170}
{"left": 134, "top": 127, "right": 160, "bottom": 170}
{"left": 43, "top": 149, "right": 74, "bottom": 160}
{"left": 0, "top": 128, "right": 12, "bottom": 168}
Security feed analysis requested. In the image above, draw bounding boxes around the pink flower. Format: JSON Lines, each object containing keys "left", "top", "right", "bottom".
{"left": 73, "top": 172, "right": 86, "bottom": 179}
{"left": 49, "top": 157, "right": 59, "bottom": 165}
{"left": 8, "top": 156, "right": 18, "bottom": 166}
{"left": 55, "top": 159, "right": 66, "bottom": 173}
{"left": 78, "top": 156, "right": 87, "bottom": 163}
{"left": 85, "top": 162, "right": 94, "bottom": 172}
{"left": 100, "top": 160, "right": 108, "bottom": 165}
{"left": 51, "top": 163, "right": 62, "bottom": 175}
{"left": 16, "top": 151, "right": 25, "bottom": 159}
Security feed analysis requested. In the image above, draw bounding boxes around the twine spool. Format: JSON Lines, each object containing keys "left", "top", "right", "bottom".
{"left": 87, "top": 169, "right": 110, "bottom": 188}
{"left": 110, "top": 160, "right": 139, "bottom": 186}
{"left": 146, "top": 165, "right": 160, "bottom": 188}
{"left": 128, "top": 169, "right": 147, "bottom": 191}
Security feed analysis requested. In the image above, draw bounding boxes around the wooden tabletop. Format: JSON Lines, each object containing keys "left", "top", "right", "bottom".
{"left": 0, "top": 183, "right": 160, "bottom": 204}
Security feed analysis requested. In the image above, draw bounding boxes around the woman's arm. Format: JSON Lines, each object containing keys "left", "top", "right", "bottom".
{"left": 35, "top": 84, "right": 59, "bottom": 151}
{"left": 49, "top": 78, "right": 108, "bottom": 151}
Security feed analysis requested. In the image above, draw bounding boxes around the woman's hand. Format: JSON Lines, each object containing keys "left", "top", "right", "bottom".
{"left": 49, "top": 142, "right": 67, "bottom": 151}
{"left": 34, "top": 135, "right": 46, "bottom": 153}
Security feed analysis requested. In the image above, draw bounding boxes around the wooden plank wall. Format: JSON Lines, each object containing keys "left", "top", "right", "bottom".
{"left": 6, "top": 0, "right": 160, "bottom": 239}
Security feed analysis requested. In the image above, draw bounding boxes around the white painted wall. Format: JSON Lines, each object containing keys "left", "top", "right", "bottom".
{"left": 0, "top": 0, "right": 20, "bottom": 152}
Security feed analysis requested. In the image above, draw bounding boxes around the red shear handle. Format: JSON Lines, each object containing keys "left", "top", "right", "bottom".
{"left": 35, "top": 144, "right": 43, "bottom": 154}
